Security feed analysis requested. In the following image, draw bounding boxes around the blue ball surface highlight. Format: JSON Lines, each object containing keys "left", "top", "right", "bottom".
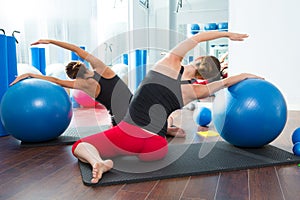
{"left": 0, "top": 78, "right": 73, "bottom": 142}
{"left": 213, "top": 79, "right": 287, "bottom": 147}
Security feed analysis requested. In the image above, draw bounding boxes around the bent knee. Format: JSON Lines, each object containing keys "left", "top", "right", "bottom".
{"left": 138, "top": 137, "right": 168, "bottom": 161}
{"left": 138, "top": 145, "right": 168, "bottom": 161}
{"left": 71, "top": 139, "right": 83, "bottom": 156}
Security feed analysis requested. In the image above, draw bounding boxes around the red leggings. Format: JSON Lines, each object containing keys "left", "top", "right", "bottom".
{"left": 72, "top": 121, "right": 168, "bottom": 161}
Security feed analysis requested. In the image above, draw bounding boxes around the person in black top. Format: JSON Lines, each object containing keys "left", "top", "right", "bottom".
{"left": 11, "top": 39, "right": 131, "bottom": 126}
{"left": 11, "top": 40, "right": 189, "bottom": 134}
{"left": 71, "top": 30, "right": 263, "bottom": 184}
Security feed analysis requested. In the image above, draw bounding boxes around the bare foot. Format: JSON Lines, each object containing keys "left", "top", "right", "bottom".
{"left": 91, "top": 160, "right": 113, "bottom": 183}
{"left": 166, "top": 126, "right": 186, "bottom": 138}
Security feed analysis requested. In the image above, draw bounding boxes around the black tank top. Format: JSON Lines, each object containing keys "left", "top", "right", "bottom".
{"left": 123, "top": 66, "right": 193, "bottom": 137}
{"left": 88, "top": 71, "right": 133, "bottom": 125}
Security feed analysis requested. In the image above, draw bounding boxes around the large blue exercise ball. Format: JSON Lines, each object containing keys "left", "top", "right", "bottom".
{"left": 213, "top": 79, "right": 287, "bottom": 148}
{"left": 0, "top": 78, "right": 73, "bottom": 142}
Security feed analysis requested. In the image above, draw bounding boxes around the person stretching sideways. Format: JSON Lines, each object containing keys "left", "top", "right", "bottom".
{"left": 10, "top": 39, "right": 185, "bottom": 136}
{"left": 71, "top": 30, "right": 263, "bottom": 184}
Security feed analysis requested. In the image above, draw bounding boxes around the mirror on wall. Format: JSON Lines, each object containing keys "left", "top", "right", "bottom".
{"left": 0, "top": 0, "right": 229, "bottom": 84}
{"left": 175, "top": 0, "right": 229, "bottom": 64}
{"left": 0, "top": 0, "right": 129, "bottom": 66}
{"left": 146, "top": 0, "right": 229, "bottom": 76}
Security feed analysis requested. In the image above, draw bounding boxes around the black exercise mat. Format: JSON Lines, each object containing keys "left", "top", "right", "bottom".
{"left": 78, "top": 141, "right": 300, "bottom": 186}
{"left": 21, "top": 125, "right": 110, "bottom": 147}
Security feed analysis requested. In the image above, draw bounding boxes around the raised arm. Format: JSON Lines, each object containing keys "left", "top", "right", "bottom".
{"left": 10, "top": 73, "right": 76, "bottom": 89}
{"left": 167, "top": 31, "right": 248, "bottom": 62}
{"left": 31, "top": 39, "right": 114, "bottom": 76}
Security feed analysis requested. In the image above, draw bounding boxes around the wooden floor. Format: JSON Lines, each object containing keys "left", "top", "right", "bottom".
{"left": 1, "top": 107, "right": 300, "bottom": 200}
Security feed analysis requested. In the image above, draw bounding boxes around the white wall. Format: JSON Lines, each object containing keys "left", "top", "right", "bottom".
{"left": 96, "top": 0, "right": 129, "bottom": 65}
{"left": 229, "top": 0, "right": 300, "bottom": 110}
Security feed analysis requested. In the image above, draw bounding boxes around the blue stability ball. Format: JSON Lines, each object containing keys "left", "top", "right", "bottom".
{"left": 292, "top": 127, "right": 300, "bottom": 144}
{"left": 217, "top": 22, "right": 228, "bottom": 30}
{"left": 0, "top": 78, "right": 73, "bottom": 142}
{"left": 204, "top": 23, "right": 217, "bottom": 31}
{"left": 196, "top": 106, "right": 212, "bottom": 126}
{"left": 293, "top": 142, "right": 300, "bottom": 156}
{"left": 190, "top": 24, "right": 200, "bottom": 35}
{"left": 213, "top": 79, "right": 287, "bottom": 147}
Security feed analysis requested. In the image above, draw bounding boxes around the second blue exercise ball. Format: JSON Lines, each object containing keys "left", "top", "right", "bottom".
{"left": 293, "top": 142, "right": 300, "bottom": 156}
{"left": 0, "top": 78, "right": 73, "bottom": 142}
{"left": 204, "top": 23, "right": 217, "bottom": 31}
{"left": 292, "top": 127, "right": 300, "bottom": 144}
{"left": 217, "top": 22, "right": 228, "bottom": 30}
{"left": 196, "top": 106, "right": 212, "bottom": 126}
{"left": 190, "top": 24, "right": 200, "bottom": 35}
{"left": 213, "top": 79, "right": 287, "bottom": 147}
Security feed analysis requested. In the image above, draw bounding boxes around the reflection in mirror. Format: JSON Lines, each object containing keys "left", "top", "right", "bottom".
{"left": 175, "top": 0, "right": 229, "bottom": 71}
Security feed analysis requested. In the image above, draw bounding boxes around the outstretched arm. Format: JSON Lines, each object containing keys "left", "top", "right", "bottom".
{"left": 166, "top": 31, "right": 248, "bottom": 63}
{"left": 31, "top": 39, "right": 114, "bottom": 76}
{"left": 194, "top": 73, "right": 263, "bottom": 99}
{"left": 10, "top": 73, "right": 76, "bottom": 89}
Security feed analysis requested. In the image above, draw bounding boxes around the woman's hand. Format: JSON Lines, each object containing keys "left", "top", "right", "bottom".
{"left": 239, "top": 73, "right": 264, "bottom": 80}
{"left": 228, "top": 33, "right": 249, "bottom": 41}
{"left": 221, "top": 73, "right": 264, "bottom": 88}
{"left": 10, "top": 73, "right": 33, "bottom": 86}
{"left": 31, "top": 39, "right": 51, "bottom": 46}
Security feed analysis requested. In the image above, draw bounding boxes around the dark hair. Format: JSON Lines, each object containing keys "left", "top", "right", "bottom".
{"left": 65, "top": 61, "right": 88, "bottom": 79}
{"left": 195, "top": 56, "right": 222, "bottom": 82}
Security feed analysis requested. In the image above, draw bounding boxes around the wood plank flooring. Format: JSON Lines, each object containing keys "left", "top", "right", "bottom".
{"left": 1, "top": 108, "right": 300, "bottom": 200}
